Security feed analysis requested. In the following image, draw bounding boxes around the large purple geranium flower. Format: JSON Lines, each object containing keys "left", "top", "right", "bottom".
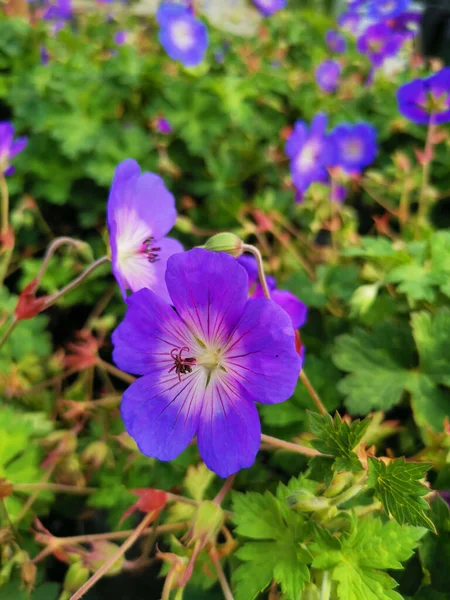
{"left": 237, "top": 254, "right": 308, "bottom": 331}
{"left": 112, "top": 249, "right": 301, "bottom": 477}
{"left": 252, "top": 0, "right": 286, "bottom": 17}
{"left": 316, "top": 59, "right": 341, "bottom": 93}
{"left": 0, "top": 122, "right": 28, "bottom": 176}
{"left": 156, "top": 3, "right": 208, "bottom": 67}
{"left": 325, "top": 30, "right": 346, "bottom": 54}
{"left": 368, "top": 0, "right": 408, "bottom": 19}
{"left": 337, "top": 11, "right": 361, "bottom": 34}
{"left": 356, "top": 22, "right": 403, "bottom": 67}
{"left": 107, "top": 159, "right": 183, "bottom": 302}
{"left": 330, "top": 123, "right": 378, "bottom": 174}
{"left": 396, "top": 68, "right": 450, "bottom": 125}
{"left": 285, "top": 113, "right": 335, "bottom": 197}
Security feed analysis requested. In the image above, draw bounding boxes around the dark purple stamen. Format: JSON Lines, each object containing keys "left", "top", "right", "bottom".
{"left": 143, "top": 237, "right": 161, "bottom": 263}
{"left": 168, "top": 346, "right": 196, "bottom": 382}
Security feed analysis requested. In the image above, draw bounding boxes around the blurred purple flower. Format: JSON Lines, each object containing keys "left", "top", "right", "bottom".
{"left": 356, "top": 22, "right": 403, "bottom": 67}
{"left": 397, "top": 68, "right": 450, "bottom": 125}
{"left": 330, "top": 123, "right": 378, "bottom": 174}
{"left": 112, "top": 248, "right": 301, "bottom": 477}
{"left": 252, "top": 0, "right": 286, "bottom": 17}
{"left": 316, "top": 59, "right": 341, "bottom": 93}
{"left": 331, "top": 183, "right": 348, "bottom": 203}
{"left": 107, "top": 159, "right": 183, "bottom": 301}
{"left": 369, "top": 0, "right": 408, "bottom": 19}
{"left": 0, "top": 122, "right": 28, "bottom": 176}
{"left": 114, "top": 31, "right": 127, "bottom": 45}
{"left": 387, "top": 11, "right": 421, "bottom": 39}
{"left": 156, "top": 117, "right": 173, "bottom": 134}
{"left": 285, "top": 113, "right": 335, "bottom": 196}
{"left": 237, "top": 254, "right": 308, "bottom": 330}
{"left": 338, "top": 11, "right": 361, "bottom": 34}
{"left": 43, "top": 0, "right": 72, "bottom": 21}
{"left": 156, "top": 3, "right": 208, "bottom": 67}
{"left": 325, "top": 30, "right": 346, "bottom": 54}
{"left": 40, "top": 45, "right": 50, "bottom": 65}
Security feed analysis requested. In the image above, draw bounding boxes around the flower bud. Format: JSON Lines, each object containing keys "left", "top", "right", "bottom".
{"left": 190, "top": 501, "right": 224, "bottom": 545}
{"left": 82, "top": 441, "right": 109, "bottom": 469}
{"left": 324, "top": 471, "right": 353, "bottom": 498}
{"left": 286, "top": 489, "right": 329, "bottom": 512}
{"left": 63, "top": 561, "right": 90, "bottom": 594}
{"left": 86, "top": 541, "right": 124, "bottom": 576}
{"left": 204, "top": 233, "right": 243, "bottom": 258}
{"left": 21, "top": 558, "right": 37, "bottom": 592}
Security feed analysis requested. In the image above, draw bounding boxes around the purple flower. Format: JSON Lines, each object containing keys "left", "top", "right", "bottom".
{"left": 325, "top": 30, "right": 346, "bottom": 54}
{"left": 387, "top": 11, "right": 421, "bottom": 39}
{"left": 356, "top": 23, "right": 403, "bottom": 67}
{"left": 43, "top": 0, "right": 72, "bottom": 21}
{"left": 156, "top": 3, "right": 208, "bottom": 67}
{"left": 40, "top": 45, "right": 49, "bottom": 65}
{"left": 237, "top": 255, "right": 308, "bottom": 330}
{"left": 331, "top": 183, "right": 348, "bottom": 203}
{"left": 112, "top": 249, "right": 301, "bottom": 477}
{"left": 396, "top": 68, "right": 450, "bottom": 125}
{"left": 114, "top": 30, "right": 127, "bottom": 45}
{"left": 0, "top": 122, "right": 28, "bottom": 176}
{"left": 252, "top": 0, "right": 286, "bottom": 17}
{"left": 316, "top": 60, "right": 341, "bottom": 93}
{"left": 285, "top": 113, "right": 335, "bottom": 195}
{"left": 156, "top": 117, "right": 173, "bottom": 134}
{"left": 330, "top": 123, "right": 378, "bottom": 174}
{"left": 368, "top": 0, "right": 408, "bottom": 19}
{"left": 338, "top": 11, "right": 361, "bottom": 34}
{"left": 107, "top": 159, "right": 183, "bottom": 301}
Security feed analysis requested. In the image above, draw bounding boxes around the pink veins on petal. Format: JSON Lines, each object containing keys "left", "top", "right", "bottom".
{"left": 112, "top": 249, "right": 302, "bottom": 478}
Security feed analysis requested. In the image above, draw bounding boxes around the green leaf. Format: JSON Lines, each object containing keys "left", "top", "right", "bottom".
{"left": 308, "top": 412, "right": 370, "bottom": 472}
{"left": 367, "top": 457, "right": 435, "bottom": 532}
{"left": 311, "top": 516, "right": 425, "bottom": 600}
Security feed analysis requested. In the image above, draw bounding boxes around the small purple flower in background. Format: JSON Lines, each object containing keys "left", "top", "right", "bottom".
{"left": 346, "top": 0, "right": 367, "bottom": 8}
{"left": 43, "top": 0, "right": 72, "bottom": 21}
{"left": 330, "top": 123, "right": 378, "bottom": 174}
{"left": 315, "top": 60, "right": 341, "bottom": 93}
{"left": 252, "top": 0, "right": 286, "bottom": 17}
{"left": 156, "top": 117, "right": 173, "bottom": 134}
{"left": 40, "top": 46, "right": 50, "bottom": 65}
{"left": 237, "top": 254, "right": 308, "bottom": 331}
{"left": 368, "top": 0, "right": 409, "bottom": 20}
{"left": 107, "top": 159, "right": 183, "bottom": 301}
{"left": 114, "top": 31, "right": 127, "bottom": 45}
{"left": 0, "top": 122, "right": 28, "bottom": 176}
{"left": 356, "top": 22, "right": 403, "bottom": 67}
{"left": 338, "top": 11, "right": 361, "bottom": 34}
{"left": 112, "top": 249, "right": 301, "bottom": 477}
{"left": 386, "top": 11, "right": 421, "bottom": 39}
{"left": 285, "top": 113, "right": 335, "bottom": 197}
{"left": 331, "top": 183, "right": 348, "bottom": 203}
{"left": 397, "top": 68, "right": 450, "bottom": 125}
{"left": 325, "top": 30, "right": 346, "bottom": 54}
{"left": 156, "top": 3, "right": 208, "bottom": 67}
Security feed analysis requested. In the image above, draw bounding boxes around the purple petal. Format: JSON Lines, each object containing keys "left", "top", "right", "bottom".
{"left": 0, "top": 122, "right": 14, "bottom": 157}
{"left": 397, "top": 79, "right": 430, "bottom": 124}
{"left": 197, "top": 379, "right": 261, "bottom": 477}
{"left": 106, "top": 159, "right": 141, "bottom": 227}
{"left": 224, "top": 298, "right": 301, "bottom": 405}
{"left": 237, "top": 254, "right": 259, "bottom": 287}
{"left": 112, "top": 287, "right": 195, "bottom": 376}
{"left": 9, "top": 137, "right": 28, "bottom": 159}
{"left": 165, "top": 249, "right": 249, "bottom": 345}
{"left": 270, "top": 289, "right": 308, "bottom": 329}
{"left": 120, "top": 370, "right": 204, "bottom": 461}
{"left": 4, "top": 166, "right": 15, "bottom": 176}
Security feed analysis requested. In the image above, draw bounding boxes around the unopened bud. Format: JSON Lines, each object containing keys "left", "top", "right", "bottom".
{"left": 21, "top": 558, "right": 37, "bottom": 592}
{"left": 286, "top": 489, "right": 329, "bottom": 512}
{"left": 86, "top": 541, "right": 124, "bottom": 576}
{"left": 190, "top": 501, "right": 224, "bottom": 545}
{"left": 63, "top": 561, "right": 90, "bottom": 594}
{"left": 324, "top": 471, "right": 353, "bottom": 498}
{"left": 204, "top": 233, "right": 243, "bottom": 258}
{"left": 82, "top": 441, "right": 109, "bottom": 469}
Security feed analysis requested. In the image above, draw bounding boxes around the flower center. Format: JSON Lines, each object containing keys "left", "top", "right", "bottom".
{"left": 171, "top": 20, "right": 195, "bottom": 51}
{"left": 141, "top": 237, "right": 161, "bottom": 263}
{"left": 197, "top": 347, "right": 222, "bottom": 371}
{"left": 169, "top": 347, "right": 196, "bottom": 382}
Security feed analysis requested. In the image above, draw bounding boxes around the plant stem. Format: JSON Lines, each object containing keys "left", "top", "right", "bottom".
{"left": 242, "top": 244, "right": 271, "bottom": 300}
{"left": 214, "top": 475, "right": 235, "bottom": 505}
{"left": 13, "top": 465, "right": 56, "bottom": 525}
{"left": 0, "top": 317, "right": 17, "bottom": 350}
{"left": 96, "top": 358, "right": 136, "bottom": 384}
{"left": 13, "top": 482, "right": 96, "bottom": 495}
{"left": 261, "top": 433, "right": 324, "bottom": 457}
{"left": 0, "top": 174, "right": 9, "bottom": 237}
{"left": 299, "top": 370, "right": 327, "bottom": 415}
{"left": 416, "top": 120, "right": 435, "bottom": 236}
{"left": 210, "top": 546, "right": 235, "bottom": 600}
{"left": 398, "top": 177, "right": 411, "bottom": 226}
{"left": 43, "top": 255, "right": 110, "bottom": 310}
{"left": 320, "top": 571, "right": 332, "bottom": 600}
{"left": 36, "top": 237, "right": 86, "bottom": 286}
{"left": 70, "top": 511, "right": 158, "bottom": 600}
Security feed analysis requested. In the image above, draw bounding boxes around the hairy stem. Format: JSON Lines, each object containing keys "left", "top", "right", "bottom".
{"left": 36, "top": 237, "right": 86, "bottom": 286}
{"left": 0, "top": 317, "right": 17, "bottom": 351}
{"left": 14, "top": 482, "right": 96, "bottom": 495}
{"left": 416, "top": 120, "right": 435, "bottom": 236}
{"left": 210, "top": 546, "right": 235, "bottom": 600}
{"left": 96, "top": 358, "right": 136, "bottom": 384}
{"left": 214, "top": 475, "right": 235, "bottom": 505}
{"left": 320, "top": 571, "right": 332, "bottom": 600}
{"left": 0, "top": 174, "right": 9, "bottom": 237}
{"left": 261, "top": 433, "right": 324, "bottom": 457}
{"left": 299, "top": 370, "right": 327, "bottom": 415}
{"left": 241, "top": 243, "right": 271, "bottom": 300}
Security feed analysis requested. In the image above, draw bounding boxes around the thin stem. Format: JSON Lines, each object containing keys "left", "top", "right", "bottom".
{"left": 210, "top": 546, "right": 235, "bottom": 600}
{"left": 70, "top": 511, "right": 157, "bottom": 600}
{"left": 299, "top": 370, "right": 327, "bottom": 415}
{"left": 166, "top": 492, "right": 201, "bottom": 507}
{"left": 214, "top": 475, "right": 235, "bottom": 505}
{"left": 43, "top": 256, "right": 110, "bottom": 310}
{"left": 261, "top": 433, "right": 324, "bottom": 457}
{"left": 242, "top": 244, "right": 271, "bottom": 300}
{"left": 36, "top": 237, "right": 85, "bottom": 286}
{"left": 320, "top": 571, "right": 332, "bottom": 600}
{"left": 0, "top": 174, "right": 9, "bottom": 236}
{"left": 13, "top": 465, "right": 56, "bottom": 525}
{"left": 0, "top": 317, "right": 17, "bottom": 351}
{"left": 398, "top": 177, "right": 411, "bottom": 226}
{"left": 96, "top": 358, "right": 136, "bottom": 384}
{"left": 14, "top": 482, "right": 96, "bottom": 495}
{"left": 416, "top": 120, "right": 435, "bottom": 236}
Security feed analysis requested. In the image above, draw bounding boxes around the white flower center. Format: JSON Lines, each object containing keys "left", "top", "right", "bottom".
{"left": 171, "top": 20, "right": 195, "bottom": 51}
{"left": 296, "top": 140, "right": 320, "bottom": 171}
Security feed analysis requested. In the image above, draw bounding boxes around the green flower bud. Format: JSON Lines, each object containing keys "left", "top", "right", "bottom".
{"left": 190, "top": 501, "right": 224, "bottom": 545}
{"left": 204, "top": 233, "right": 243, "bottom": 257}
{"left": 82, "top": 441, "right": 109, "bottom": 469}
{"left": 324, "top": 471, "right": 353, "bottom": 498}
{"left": 63, "top": 561, "right": 90, "bottom": 594}
{"left": 86, "top": 541, "right": 124, "bottom": 576}
{"left": 286, "top": 489, "right": 329, "bottom": 512}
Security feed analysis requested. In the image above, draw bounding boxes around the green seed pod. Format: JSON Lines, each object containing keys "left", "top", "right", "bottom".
{"left": 204, "top": 233, "right": 243, "bottom": 257}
